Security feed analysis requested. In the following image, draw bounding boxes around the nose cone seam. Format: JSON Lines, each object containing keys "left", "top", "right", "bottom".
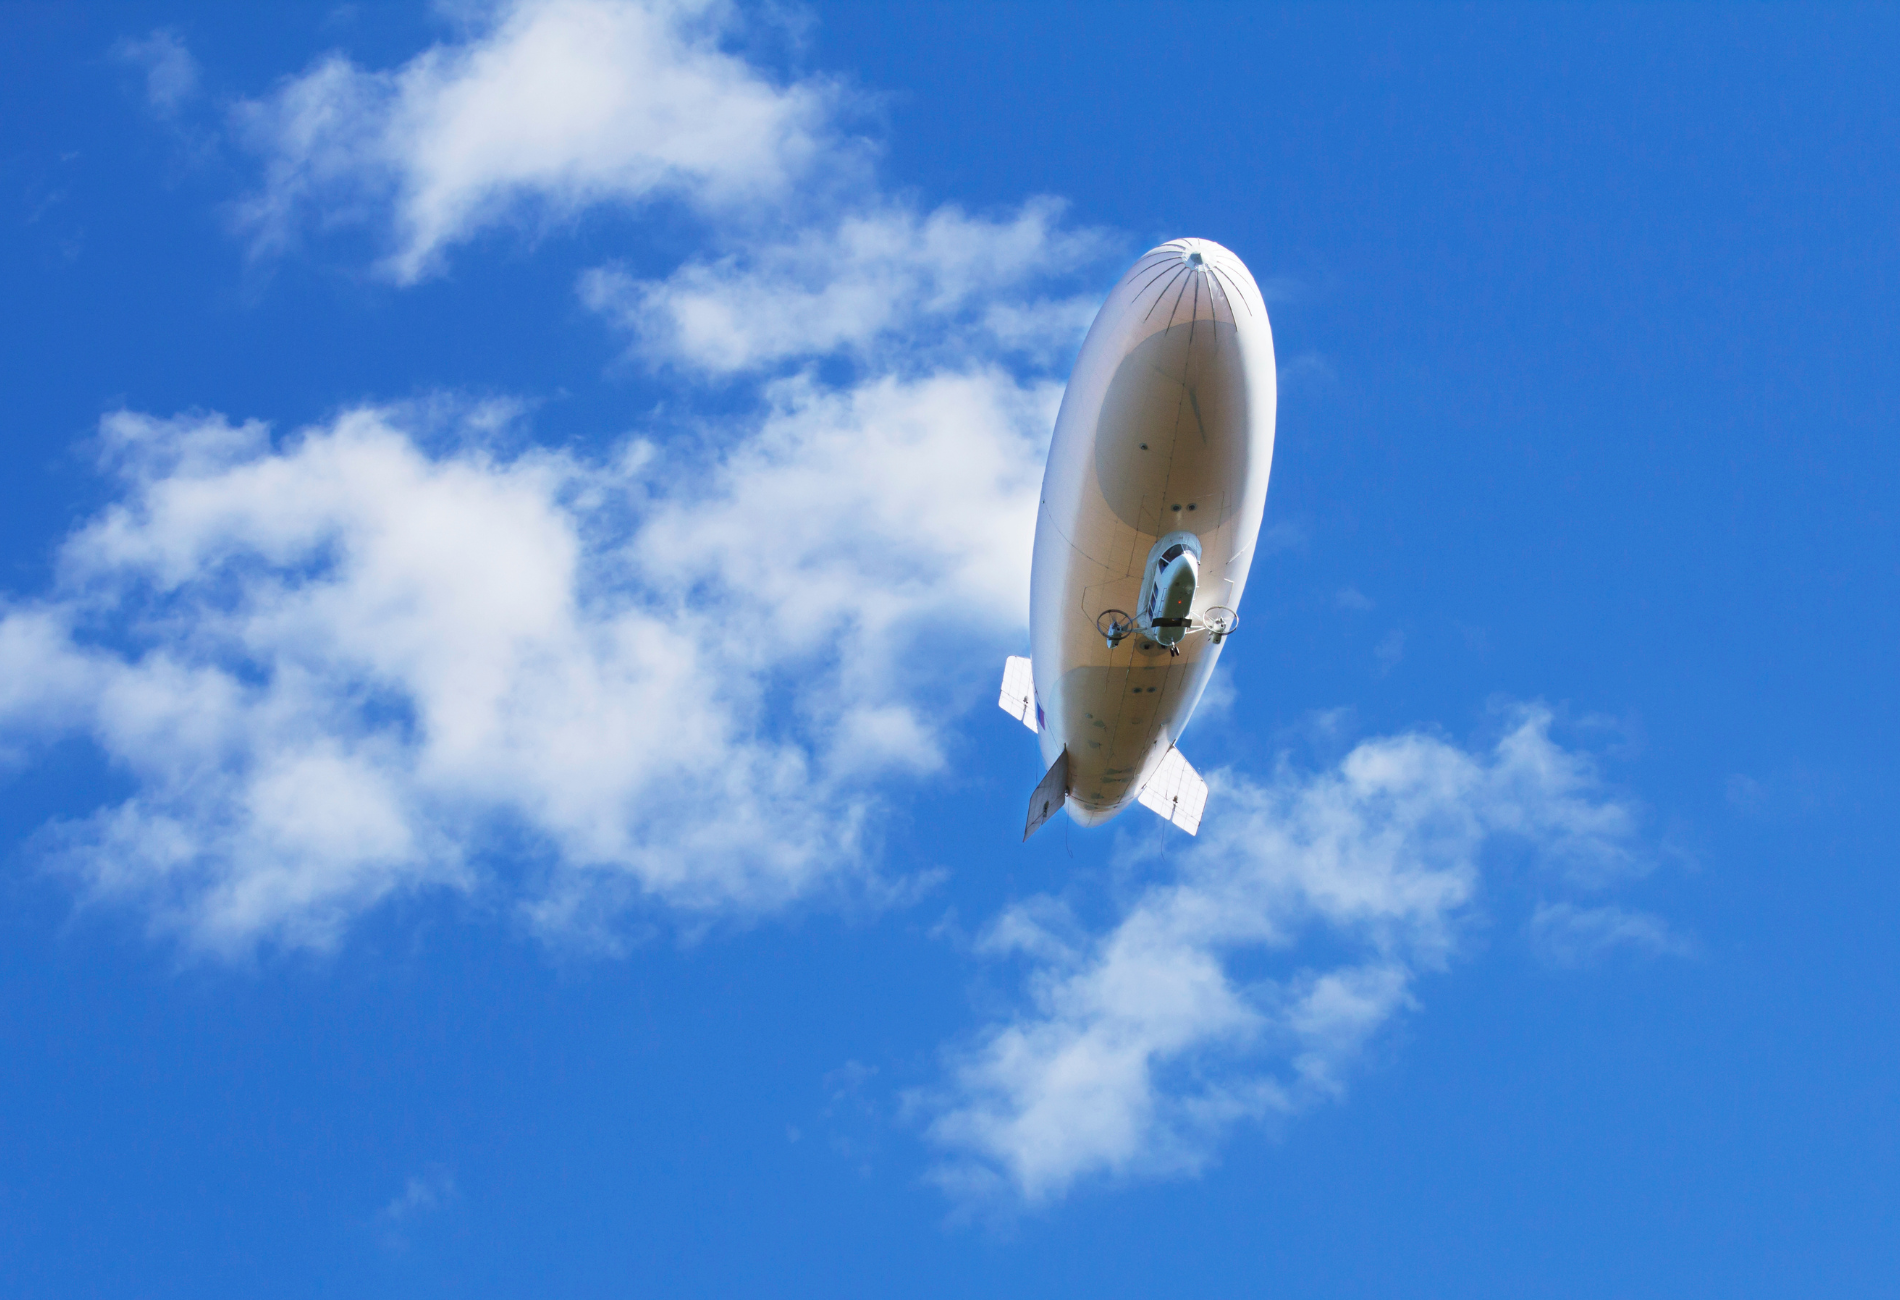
{"left": 1125, "top": 238, "right": 1256, "bottom": 330}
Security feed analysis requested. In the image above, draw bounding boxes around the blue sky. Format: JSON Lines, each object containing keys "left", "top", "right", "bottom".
{"left": 2, "top": 2, "right": 1897, "bottom": 1294}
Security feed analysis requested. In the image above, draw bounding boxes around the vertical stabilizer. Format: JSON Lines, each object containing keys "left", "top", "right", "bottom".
{"left": 998, "top": 655, "right": 1038, "bottom": 732}
{"left": 1138, "top": 746, "right": 1207, "bottom": 835}
{"left": 1023, "top": 749, "right": 1069, "bottom": 841}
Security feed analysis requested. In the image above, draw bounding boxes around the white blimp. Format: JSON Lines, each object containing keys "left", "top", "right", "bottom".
{"left": 999, "top": 238, "right": 1276, "bottom": 839}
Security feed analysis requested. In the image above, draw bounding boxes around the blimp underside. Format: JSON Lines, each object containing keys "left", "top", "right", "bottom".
{"left": 1008, "top": 240, "right": 1276, "bottom": 839}
{"left": 1058, "top": 297, "right": 1253, "bottom": 812}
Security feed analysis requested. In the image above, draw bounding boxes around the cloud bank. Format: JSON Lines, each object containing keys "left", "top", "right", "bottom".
{"left": 0, "top": 372, "right": 1053, "bottom": 952}
{"left": 0, "top": 1, "right": 1113, "bottom": 954}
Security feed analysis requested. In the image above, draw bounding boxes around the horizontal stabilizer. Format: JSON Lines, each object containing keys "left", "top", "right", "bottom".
{"left": 1138, "top": 746, "right": 1207, "bottom": 835}
{"left": 998, "top": 655, "right": 1038, "bottom": 733}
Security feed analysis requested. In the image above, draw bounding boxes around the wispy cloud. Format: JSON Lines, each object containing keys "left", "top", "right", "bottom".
{"left": 115, "top": 29, "right": 200, "bottom": 118}
{"left": 1528, "top": 901, "right": 1692, "bottom": 966}
{"left": 919, "top": 708, "right": 1651, "bottom": 1205}
{"left": 1373, "top": 627, "right": 1405, "bottom": 676}
{"left": 384, "top": 1166, "right": 457, "bottom": 1221}
{"left": 380, "top": 1165, "right": 458, "bottom": 1249}
{"left": 581, "top": 198, "right": 1112, "bottom": 374}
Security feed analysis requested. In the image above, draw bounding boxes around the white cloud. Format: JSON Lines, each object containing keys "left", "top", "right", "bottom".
{"left": 920, "top": 708, "right": 1652, "bottom": 1205}
{"left": 116, "top": 29, "right": 201, "bottom": 117}
{"left": 581, "top": 199, "right": 1111, "bottom": 373}
{"left": 0, "top": 377, "right": 1049, "bottom": 954}
{"left": 230, "top": 0, "right": 1116, "bottom": 346}
{"left": 236, "top": 0, "right": 841, "bottom": 280}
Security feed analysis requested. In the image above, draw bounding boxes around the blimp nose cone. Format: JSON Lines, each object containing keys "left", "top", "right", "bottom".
{"left": 1187, "top": 251, "right": 1204, "bottom": 266}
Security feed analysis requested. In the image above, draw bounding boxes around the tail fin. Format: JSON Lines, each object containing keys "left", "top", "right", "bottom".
{"left": 1024, "top": 748, "right": 1069, "bottom": 841}
{"left": 998, "top": 655, "right": 1038, "bottom": 732}
{"left": 1139, "top": 746, "right": 1207, "bottom": 835}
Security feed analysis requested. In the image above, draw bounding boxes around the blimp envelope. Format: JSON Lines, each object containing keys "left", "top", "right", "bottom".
{"left": 1005, "top": 237, "right": 1275, "bottom": 839}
